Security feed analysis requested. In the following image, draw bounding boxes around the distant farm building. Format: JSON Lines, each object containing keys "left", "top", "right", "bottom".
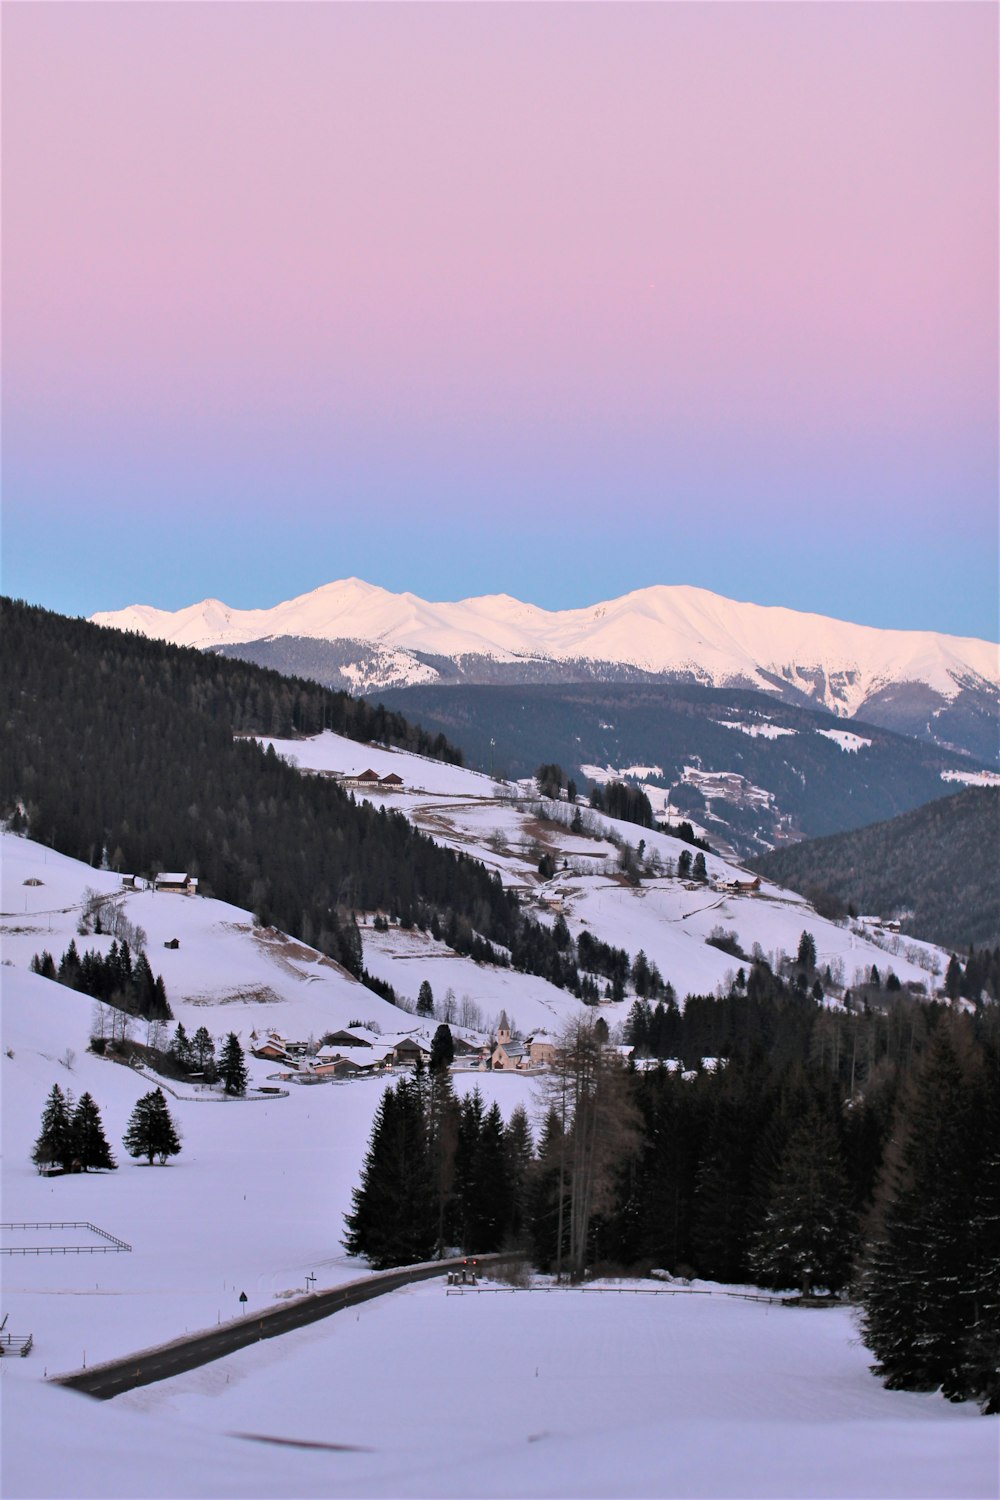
{"left": 715, "top": 876, "right": 761, "bottom": 895}
{"left": 154, "top": 872, "right": 199, "bottom": 896}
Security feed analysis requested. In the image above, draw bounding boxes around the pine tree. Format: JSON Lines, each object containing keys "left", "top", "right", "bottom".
{"left": 416, "top": 980, "right": 434, "bottom": 1017}
{"left": 860, "top": 1025, "right": 978, "bottom": 1393}
{"left": 749, "top": 1103, "right": 854, "bottom": 1295}
{"left": 31, "top": 1083, "right": 75, "bottom": 1172}
{"left": 463, "top": 1100, "right": 510, "bottom": 1252}
{"left": 504, "top": 1103, "right": 534, "bottom": 1243}
{"left": 169, "top": 1022, "right": 193, "bottom": 1069}
{"left": 526, "top": 1105, "right": 568, "bottom": 1272}
{"left": 430, "top": 1023, "right": 455, "bottom": 1072}
{"left": 219, "top": 1032, "right": 248, "bottom": 1096}
{"left": 427, "top": 1064, "right": 460, "bottom": 1255}
{"left": 122, "top": 1088, "right": 181, "bottom": 1165}
{"left": 959, "top": 1056, "right": 1000, "bottom": 1411}
{"left": 72, "top": 1092, "right": 116, "bottom": 1171}
{"left": 797, "top": 931, "right": 817, "bottom": 972}
{"left": 192, "top": 1025, "right": 216, "bottom": 1076}
{"left": 343, "top": 1077, "right": 436, "bottom": 1268}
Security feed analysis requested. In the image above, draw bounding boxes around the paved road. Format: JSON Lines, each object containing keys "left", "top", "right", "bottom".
{"left": 54, "top": 1254, "right": 511, "bottom": 1400}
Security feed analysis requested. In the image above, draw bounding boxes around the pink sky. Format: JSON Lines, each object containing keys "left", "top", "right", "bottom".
{"left": 3, "top": 3, "right": 997, "bottom": 635}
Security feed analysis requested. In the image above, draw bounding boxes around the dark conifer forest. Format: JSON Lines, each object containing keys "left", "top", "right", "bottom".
{"left": 0, "top": 600, "right": 564, "bottom": 979}
{"left": 756, "top": 785, "right": 1000, "bottom": 951}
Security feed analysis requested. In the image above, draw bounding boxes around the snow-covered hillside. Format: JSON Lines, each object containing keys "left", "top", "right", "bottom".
{"left": 0, "top": 834, "right": 539, "bottom": 1366}
{"left": 262, "top": 730, "right": 950, "bottom": 1000}
{"left": 91, "top": 577, "right": 999, "bottom": 719}
{"left": 1, "top": 824, "right": 988, "bottom": 1499}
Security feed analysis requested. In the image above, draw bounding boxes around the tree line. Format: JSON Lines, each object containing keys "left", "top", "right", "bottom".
{"left": 345, "top": 981, "right": 999, "bottom": 1415}
{"left": 32, "top": 939, "right": 171, "bottom": 1021}
{"left": 0, "top": 600, "right": 569, "bottom": 988}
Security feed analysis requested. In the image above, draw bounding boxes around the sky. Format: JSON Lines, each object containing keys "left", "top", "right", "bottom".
{"left": 2, "top": 2, "right": 997, "bottom": 641}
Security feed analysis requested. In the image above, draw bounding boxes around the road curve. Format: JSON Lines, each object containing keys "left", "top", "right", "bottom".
{"left": 52, "top": 1253, "right": 515, "bottom": 1400}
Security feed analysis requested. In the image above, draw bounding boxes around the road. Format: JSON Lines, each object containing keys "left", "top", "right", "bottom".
{"left": 53, "top": 1253, "right": 512, "bottom": 1400}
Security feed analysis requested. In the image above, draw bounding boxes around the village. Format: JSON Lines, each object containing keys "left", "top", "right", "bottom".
{"left": 246, "top": 1012, "right": 558, "bottom": 1085}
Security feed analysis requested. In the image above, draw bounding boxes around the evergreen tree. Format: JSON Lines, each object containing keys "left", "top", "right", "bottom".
{"left": 959, "top": 1054, "right": 1000, "bottom": 1412}
{"left": 343, "top": 1077, "right": 436, "bottom": 1268}
{"left": 797, "top": 931, "right": 817, "bottom": 972}
{"left": 31, "top": 1083, "right": 75, "bottom": 1172}
{"left": 526, "top": 1105, "right": 568, "bottom": 1271}
{"left": 192, "top": 1025, "right": 216, "bottom": 1075}
{"left": 219, "top": 1032, "right": 248, "bottom": 1096}
{"left": 504, "top": 1103, "right": 534, "bottom": 1243}
{"left": 677, "top": 849, "right": 692, "bottom": 880}
{"left": 122, "top": 1088, "right": 182, "bottom": 1165}
{"left": 30, "top": 950, "right": 57, "bottom": 980}
{"left": 416, "top": 980, "right": 435, "bottom": 1017}
{"left": 692, "top": 852, "right": 707, "bottom": 883}
{"left": 72, "top": 1092, "right": 116, "bottom": 1171}
{"left": 860, "top": 1025, "right": 978, "bottom": 1393}
{"left": 463, "top": 1100, "right": 511, "bottom": 1252}
{"left": 749, "top": 1104, "right": 854, "bottom": 1295}
{"left": 430, "top": 1023, "right": 455, "bottom": 1072}
{"left": 169, "top": 1022, "right": 193, "bottom": 1070}
{"left": 427, "top": 1064, "right": 460, "bottom": 1256}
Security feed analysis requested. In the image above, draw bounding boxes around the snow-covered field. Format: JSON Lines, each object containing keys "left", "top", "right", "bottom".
{"left": 2, "top": 794, "right": 985, "bottom": 1499}
{"left": 4, "top": 1281, "right": 995, "bottom": 1500}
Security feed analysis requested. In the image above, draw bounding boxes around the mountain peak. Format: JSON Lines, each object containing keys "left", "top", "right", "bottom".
{"left": 91, "top": 579, "right": 999, "bottom": 731}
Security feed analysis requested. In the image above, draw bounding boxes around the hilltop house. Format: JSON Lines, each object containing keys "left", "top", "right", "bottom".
{"left": 154, "top": 872, "right": 199, "bottom": 896}
{"left": 715, "top": 875, "right": 761, "bottom": 895}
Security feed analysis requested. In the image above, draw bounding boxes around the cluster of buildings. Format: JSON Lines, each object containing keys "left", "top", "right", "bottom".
{"left": 120, "top": 872, "right": 199, "bottom": 895}
{"left": 316, "top": 769, "right": 406, "bottom": 792}
{"left": 246, "top": 1013, "right": 558, "bottom": 1086}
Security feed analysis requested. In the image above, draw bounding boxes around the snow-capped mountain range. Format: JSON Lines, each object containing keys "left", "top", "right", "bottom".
{"left": 92, "top": 578, "right": 999, "bottom": 720}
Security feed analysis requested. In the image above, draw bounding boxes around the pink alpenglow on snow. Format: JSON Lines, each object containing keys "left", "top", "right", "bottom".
{"left": 3, "top": 4, "right": 997, "bottom": 634}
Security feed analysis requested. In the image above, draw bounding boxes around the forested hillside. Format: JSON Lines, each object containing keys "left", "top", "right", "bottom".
{"left": 374, "top": 681, "right": 978, "bottom": 855}
{"left": 0, "top": 600, "right": 564, "bottom": 980}
{"left": 756, "top": 787, "right": 1000, "bottom": 952}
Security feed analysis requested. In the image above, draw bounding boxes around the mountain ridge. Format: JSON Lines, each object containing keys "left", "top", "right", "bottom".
{"left": 92, "top": 578, "right": 1000, "bottom": 762}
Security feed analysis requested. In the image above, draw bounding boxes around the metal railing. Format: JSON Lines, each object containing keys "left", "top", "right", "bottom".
{"left": 0, "top": 1221, "right": 132, "bottom": 1255}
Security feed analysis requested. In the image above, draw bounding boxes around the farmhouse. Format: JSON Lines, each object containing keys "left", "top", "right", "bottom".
{"left": 344, "top": 769, "right": 382, "bottom": 790}
{"left": 526, "top": 1032, "right": 557, "bottom": 1067}
{"left": 716, "top": 875, "right": 761, "bottom": 895}
{"left": 322, "top": 1029, "right": 372, "bottom": 1049}
{"left": 154, "top": 872, "right": 199, "bottom": 896}
{"left": 392, "top": 1037, "right": 431, "bottom": 1068}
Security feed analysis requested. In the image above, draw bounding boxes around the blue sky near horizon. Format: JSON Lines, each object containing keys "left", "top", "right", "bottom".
{"left": 3, "top": 2, "right": 997, "bottom": 642}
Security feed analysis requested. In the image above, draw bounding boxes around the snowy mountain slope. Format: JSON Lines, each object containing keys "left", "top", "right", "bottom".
{"left": 0, "top": 833, "right": 538, "bottom": 1375}
{"left": 91, "top": 578, "right": 1000, "bottom": 727}
{"left": 262, "top": 731, "right": 950, "bottom": 999}
{"left": 1, "top": 823, "right": 979, "bottom": 1499}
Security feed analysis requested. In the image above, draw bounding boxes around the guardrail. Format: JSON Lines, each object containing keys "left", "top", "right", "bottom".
{"left": 1, "top": 1222, "right": 132, "bottom": 1255}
